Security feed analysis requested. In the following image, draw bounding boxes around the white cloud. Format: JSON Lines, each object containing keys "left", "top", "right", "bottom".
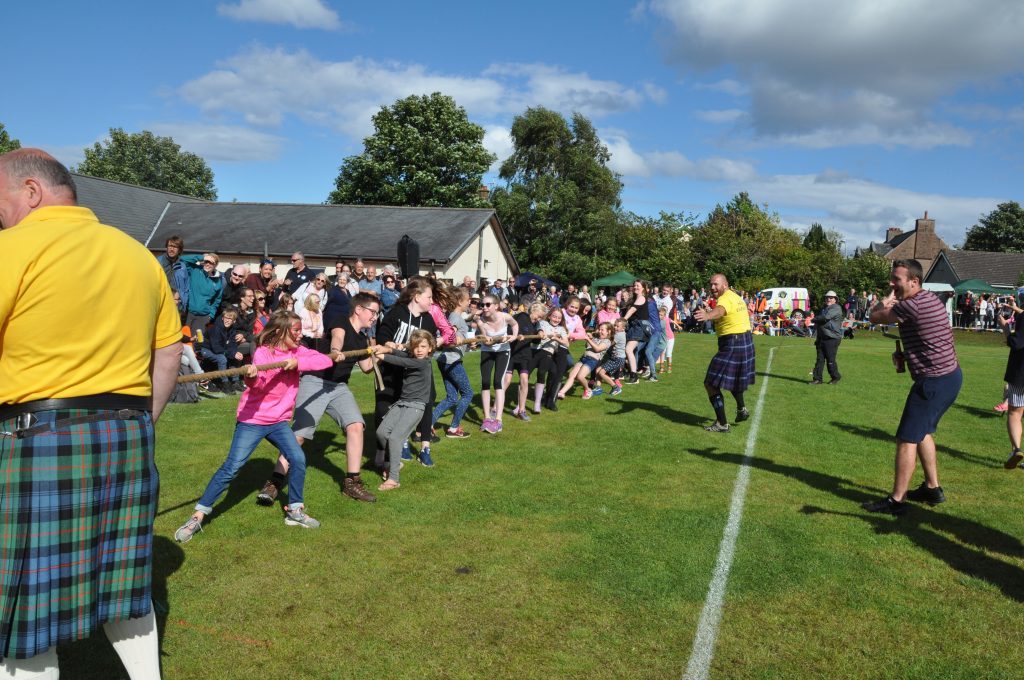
{"left": 695, "top": 109, "right": 745, "bottom": 124}
{"left": 178, "top": 48, "right": 663, "bottom": 140}
{"left": 604, "top": 132, "right": 756, "bottom": 181}
{"left": 482, "top": 125, "right": 513, "bottom": 171}
{"left": 743, "top": 171, "right": 1000, "bottom": 247}
{"left": 646, "top": 0, "right": 1024, "bottom": 148}
{"left": 148, "top": 123, "right": 286, "bottom": 162}
{"left": 217, "top": 0, "right": 343, "bottom": 30}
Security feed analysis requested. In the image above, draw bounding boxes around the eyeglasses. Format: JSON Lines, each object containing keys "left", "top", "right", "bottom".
{"left": 202, "top": 260, "right": 216, "bottom": 266}
{"left": 358, "top": 306, "right": 380, "bottom": 317}
{"left": 316, "top": 279, "right": 327, "bottom": 284}
{"left": 291, "top": 258, "right": 301, "bottom": 263}
{"left": 482, "top": 302, "right": 494, "bottom": 308}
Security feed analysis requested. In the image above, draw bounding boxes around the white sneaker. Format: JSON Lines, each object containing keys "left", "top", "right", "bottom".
{"left": 174, "top": 516, "right": 203, "bottom": 543}
{"left": 284, "top": 505, "right": 321, "bottom": 529}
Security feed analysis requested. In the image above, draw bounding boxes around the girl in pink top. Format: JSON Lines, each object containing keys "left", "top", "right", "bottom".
{"left": 175, "top": 312, "right": 336, "bottom": 542}
{"left": 596, "top": 298, "right": 620, "bottom": 326}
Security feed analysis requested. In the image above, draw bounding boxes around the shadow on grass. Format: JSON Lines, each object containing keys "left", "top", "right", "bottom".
{"left": 831, "top": 421, "right": 1000, "bottom": 469}
{"left": 757, "top": 371, "right": 813, "bottom": 385}
{"left": 954, "top": 403, "right": 1002, "bottom": 419}
{"left": 607, "top": 399, "right": 707, "bottom": 426}
{"left": 684, "top": 446, "right": 1024, "bottom": 603}
{"left": 200, "top": 457, "right": 276, "bottom": 527}
{"left": 58, "top": 535, "right": 186, "bottom": 677}
{"left": 802, "top": 505, "right": 1024, "bottom": 602}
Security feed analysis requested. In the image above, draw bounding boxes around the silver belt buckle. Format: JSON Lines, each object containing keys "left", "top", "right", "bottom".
{"left": 16, "top": 413, "right": 37, "bottom": 432}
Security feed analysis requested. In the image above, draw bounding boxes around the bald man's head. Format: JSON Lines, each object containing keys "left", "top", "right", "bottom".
{"left": 0, "top": 149, "right": 77, "bottom": 228}
{"left": 709, "top": 274, "right": 729, "bottom": 298}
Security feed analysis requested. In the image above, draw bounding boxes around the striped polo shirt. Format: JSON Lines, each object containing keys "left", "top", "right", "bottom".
{"left": 894, "top": 290, "right": 959, "bottom": 379}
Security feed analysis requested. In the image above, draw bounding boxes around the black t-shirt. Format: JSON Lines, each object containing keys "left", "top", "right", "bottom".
{"left": 630, "top": 299, "right": 649, "bottom": 323}
{"left": 510, "top": 312, "right": 536, "bottom": 356}
{"left": 376, "top": 302, "right": 438, "bottom": 399}
{"left": 311, "top": 316, "right": 368, "bottom": 384}
{"left": 285, "top": 266, "right": 313, "bottom": 294}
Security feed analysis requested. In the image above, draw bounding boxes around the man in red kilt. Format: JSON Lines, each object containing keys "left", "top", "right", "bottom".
{"left": 694, "top": 274, "right": 756, "bottom": 432}
{"left": 0, "top": 149, "right": 181, "bottom": 678}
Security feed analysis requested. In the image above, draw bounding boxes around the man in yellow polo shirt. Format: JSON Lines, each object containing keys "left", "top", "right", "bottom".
{"left": 0, "top": 149, "right": 181, "bottom": 678}
{"left": 694, "top": 273, "right": 756, "bottom": 432}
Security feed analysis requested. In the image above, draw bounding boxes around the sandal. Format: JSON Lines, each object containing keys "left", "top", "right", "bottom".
{"left": 378, "top": 480, "right": 401, "bottom": 491}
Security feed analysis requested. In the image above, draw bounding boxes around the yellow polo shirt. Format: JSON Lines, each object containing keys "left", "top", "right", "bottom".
{"left": 0, "top": 206, "right": 182, "bottom": 403}
{"left": 714, "top": 289, "right": 752, "bottom": 336}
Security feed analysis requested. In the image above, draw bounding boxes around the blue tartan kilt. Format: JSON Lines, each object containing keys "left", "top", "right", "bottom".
{"left": 0, "top": 409, "right": 157, "bottom": 660}
{"left": 705, "top": 332, "right": 756, "bottom": 391}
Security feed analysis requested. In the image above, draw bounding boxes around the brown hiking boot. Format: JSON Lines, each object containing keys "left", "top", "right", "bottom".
{"left": 256, "top": 479, "right": 279, "bottom": 506}
{"left": 343, "top": 475, "right": 377, "bottom": 503}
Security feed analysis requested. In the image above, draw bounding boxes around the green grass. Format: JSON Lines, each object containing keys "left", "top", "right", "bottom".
{"left": 59, "top": 331, "right": 1024, "bottom": 679}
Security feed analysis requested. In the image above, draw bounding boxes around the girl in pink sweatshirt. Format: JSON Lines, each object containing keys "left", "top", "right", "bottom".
{"left": 175, "top": 312, "right": 335, "bottom": 542}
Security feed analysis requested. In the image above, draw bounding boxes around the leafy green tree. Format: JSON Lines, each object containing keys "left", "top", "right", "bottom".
{"left": 75, "top": 129, "right": 216, "bottom": 200}
{"left": 328, "top": 93, "right": 495, "bottom": 208}
{"left": 689, "top": 192, "right": 801, "bottom": 292}
{"left": 0, "top": 123, "right": 20, "bottom": 154}
{"left": 841, "top": 250, "right": 892, "bottom": 295}
{"left": 616, "top": 211, "right": 699, "bottom": 285}
{"left": 492, "top": 107, "right": 622, "bottom": 278}
{"left": 963, "top": 202, "right": 1024, "bottom": 252}
{"left": 802, "top": 223, "right": 843, "bottom": 253}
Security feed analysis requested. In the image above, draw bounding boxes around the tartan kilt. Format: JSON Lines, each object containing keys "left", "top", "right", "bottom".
{"left": 0, "top": 409, "right": 158, "bottom": 660}
{"left": 705, "top": 332, "right": 756, "bottom": 392}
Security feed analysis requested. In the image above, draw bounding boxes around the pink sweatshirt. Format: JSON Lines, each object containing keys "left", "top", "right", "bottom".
{"left": 236, "top": 344, "right": 333, "bottom": 425}
{"left": 430, "top": 303, "right": 458, "bottom": 346}
{"left": 596, "top": 309, "right": 620, "bottom": 325}
{"left": 564, "top": 312, "right": 588, "bottom": 341}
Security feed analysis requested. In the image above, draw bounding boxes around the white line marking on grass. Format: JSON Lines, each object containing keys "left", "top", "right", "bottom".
{"left": 683, "top": 346, "right": 775, "bottom": 680}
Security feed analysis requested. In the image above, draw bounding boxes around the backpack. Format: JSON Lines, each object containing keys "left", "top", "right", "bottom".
{"left": 171, "top": 362, "right": 201, "bottom": 404}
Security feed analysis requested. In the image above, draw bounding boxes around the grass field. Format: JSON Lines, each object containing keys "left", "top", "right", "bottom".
{"left": 59, "top": 330, "right": 1024, "bottom": 679}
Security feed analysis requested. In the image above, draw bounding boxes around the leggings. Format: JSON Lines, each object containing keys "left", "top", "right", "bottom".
{"left": 432, "top": 358, "right": 474, "bottom": 429}
{"left": 480, "top": 350, "right": 511, "bottom": 390}
{"left": 533, "top": 348, "right": 568, "bottom": 384}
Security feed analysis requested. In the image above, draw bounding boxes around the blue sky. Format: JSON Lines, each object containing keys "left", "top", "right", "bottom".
{"left": 6, "top": 0, "right": 1023, "bottom": 251}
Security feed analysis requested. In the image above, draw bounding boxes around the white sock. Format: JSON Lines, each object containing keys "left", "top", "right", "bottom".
{"left": 0, "top": 647, "right": 59, "bottom": 680}
{"left": 103, "top": 609, "right": 161, "bottom": 680}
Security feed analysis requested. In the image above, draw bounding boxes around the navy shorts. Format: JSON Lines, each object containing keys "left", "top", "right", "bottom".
{"left": 896, "top": 367, "right": 962, "bottom": 444}
{"left": 580, "top": 356, "right": 600, "bottom": 373}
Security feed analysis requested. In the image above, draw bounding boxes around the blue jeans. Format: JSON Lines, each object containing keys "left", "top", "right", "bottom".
{"left": 432, "top": 358, "right": 474, "bottom": 429}
{"left": 196, "top": 421, "right": 307, "bottom": 513}
{"left": 199, "top": 347, "right": 227, "bottom": 371}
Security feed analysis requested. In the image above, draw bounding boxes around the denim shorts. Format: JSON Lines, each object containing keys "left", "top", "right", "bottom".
{"left": 896, "top": 367, "right": 962, "bottom": 444}
{"left": 580, "top": 356, "right": 600, "bottom": 373}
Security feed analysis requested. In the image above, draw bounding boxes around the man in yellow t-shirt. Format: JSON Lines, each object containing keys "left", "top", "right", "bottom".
{"left": 0, "top": 149, "right": 181, "bottom": 678}
{"left": 693, "top": 273, "right": 756, "bottom": 432}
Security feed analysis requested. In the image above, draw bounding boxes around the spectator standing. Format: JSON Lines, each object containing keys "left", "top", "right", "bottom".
{"left": 0, "top": 148, "right": 181, "bottom": 678}
{"left": 220, "top": 264, "right": 249, "bottom": 310}
{"left": 863, "top": 259, "right": 962, "bottom": 515}
{"left": 156, "top": 235, "right": 189, "bottom": 314}
{"left": 380, "top": 274, "right": 400, "bottom": 314}
{"left": 284, "top": 251, "right": 313, "bottom": 294}
{"left": 359, "top": 264, "right": 384, "bottom": 297}
{"left": 998, "top": 296, "right": 1024, "bottom": 468}
{"left": 810, "top": 291, "right": 843, "bottom": 385}
{"left": 181, "top": 252, "right": 223, "bottom": 339}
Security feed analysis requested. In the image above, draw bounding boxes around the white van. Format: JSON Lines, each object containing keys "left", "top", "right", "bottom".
{"left": 759, "top": 287, "right": 810, "bottom": 313}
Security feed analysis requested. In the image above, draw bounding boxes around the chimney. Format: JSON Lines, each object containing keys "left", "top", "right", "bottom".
{"left": 915, "top": 211, "right": 935, "bottom": 234}
{"left": 477, "top": 185, "right": 490, "bottom": 203}
{"left": 885, "top": 227, "right": 903, "bottom": 243}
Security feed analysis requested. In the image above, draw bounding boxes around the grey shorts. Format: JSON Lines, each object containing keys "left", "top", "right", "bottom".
{"left": 292, "top": 374, "right": 364, "bottom": 438}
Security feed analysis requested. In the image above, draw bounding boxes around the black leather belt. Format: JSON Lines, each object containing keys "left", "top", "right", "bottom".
{"left": 0, "top": 394, "right": 150, "bottom": 423}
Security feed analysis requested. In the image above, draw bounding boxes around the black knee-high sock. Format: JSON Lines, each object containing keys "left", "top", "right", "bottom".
{"left": 731, "top": 390, "right": 746, "bottom": 410}
{"left": 709, "top": 393, "right": 727, "bottom": 424}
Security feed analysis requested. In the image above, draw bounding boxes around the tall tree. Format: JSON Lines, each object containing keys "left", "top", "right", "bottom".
{"left": 328, "top": 93, "right": 495, "bottom": 208}
{"left": 688, "top": 192, "right": 801, "bottom": 292}
{"left": 491, "top": 107, "right": 622, "bottom": 278}
{"left": 963, "top": 202, "right": 1024, "bottom": 252}
{"left": 616, "top": 211, "right": 699, "bottom": 285}
{"left": 0, "top": 122, "right": 21, "bottom": 154}
{"left": 75, "top": 129, "right": 217, "bottom": 200}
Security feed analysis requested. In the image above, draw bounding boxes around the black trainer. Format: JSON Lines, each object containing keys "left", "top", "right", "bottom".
{"left": 736, "top": 408, "right": 750, "bottom": 423}
{"left": 905, "top": 482, "right": 946, "bottom": 505}
{"left": 862, "top": 495, "right": 909, "bottom": 515}
{"left": 829, "top": 377, "right": 842, "bottom": 385}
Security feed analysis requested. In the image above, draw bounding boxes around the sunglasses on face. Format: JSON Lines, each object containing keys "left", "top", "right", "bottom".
{"left": 482, "top": 302, "right": 494, "bottom": 308}
{"left": 202, "top": 260, "right": 216, "bottom": 266}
